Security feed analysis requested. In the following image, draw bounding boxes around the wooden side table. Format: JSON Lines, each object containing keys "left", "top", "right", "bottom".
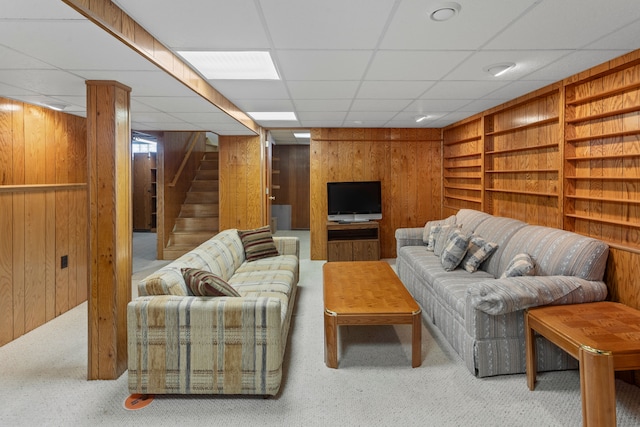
{"left": 525, "top": 302, "right": 640, "bottom": 426}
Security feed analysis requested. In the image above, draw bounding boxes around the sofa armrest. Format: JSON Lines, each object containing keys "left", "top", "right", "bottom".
{"left": 128, "top": 295, "right": 284, "bottom": 395}
{"left": 395, "top": 228, "right": 424, "bottom": 253}
{"left": 466, "top": 276, "right": 607, "bottom": 315}
{"left": 273, "top": 236, "right": 299, "bottom": 258}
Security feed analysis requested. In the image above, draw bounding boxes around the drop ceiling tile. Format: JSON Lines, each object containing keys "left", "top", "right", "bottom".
{"left": 486, "top": 0, "right": 640, "bottom": 50}
{"left": 0, "top": 46, "right": 56, "bottom": 70}
{"left": 366, "top": 50, "right": 471, "bottom": 80}
{"left": 3, "top": 0, "right": 83, "bottom": 19}
{"left": 0, "top": 21, "right": 158, "bottom": 72}
{"left": 233, "top": 99, "right": 294, "bottom": 112}
{"left": 171, "top": 112, "right": 236, "bottom": 123}
{"left": 277, "top": 50, "right": 373, "bottom": 80}
{"left": 133, "top": 96, "right": 219, "bottom": 113}
{"left": 262, "top": 0, "right": 395, "bottom": 49}
{"left": 294, "top": 99, "right": 352, "bottom": 112}
{"left": 287, "top": 81, "right": 360, "bottom": 99}
{"left": 586, "top": 20, "right": 640, "bottom": 50}
{"left": 357, "top": 81, "right": 436, "bottom": 99}
{"left": 381, "top": 0, "right": 537, "bottom": 50}
{"left": 345, "top": 111, "right": 398, "bottom": 122}
{"left": 297, "top": 111, "right": 347, "bottom": 122}
{"left": 300, "top": 120, "right": 345, "bottom": 128}
{"left": 78, "top": 70, "right": 194, "bottom": 97}
{"left": 350, "top": 99, "right": 412, "bottom": 112}
{"left": 114, "top": 0, "right": 269, "bottom": 50}
{"left": 525, "top": 50, "right": 633, "bottom": 82}
{"left": 0, "top": 69, "right": 85, "bottom": 96}
{"left": 422, "top": 81, "right": 507, "bottom": 100}
{"left": 404, "top": 99, "right": 473, "bottom": 113}
{"left": 444, "top": 50, "right": 573, "bottom": 81}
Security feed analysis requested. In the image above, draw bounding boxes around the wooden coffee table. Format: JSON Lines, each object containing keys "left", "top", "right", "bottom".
{"left": 323, "top": 261, "right": 422, "bottom": 368}
{"left": 525, "top": 302, "right": 640, "bottom": 426}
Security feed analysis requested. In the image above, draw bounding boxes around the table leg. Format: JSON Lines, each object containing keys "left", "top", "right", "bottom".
{"left": 579, "top": 346, "right": 616, "bottom": 427}
{"left": 525, "top": 311, "right": 537, "bottom": 390}
{"left": 324, "top": 310, "right": 338, "bottom": 368}
{"left": 412, "top": 312, "right": 422, "bottom": 368}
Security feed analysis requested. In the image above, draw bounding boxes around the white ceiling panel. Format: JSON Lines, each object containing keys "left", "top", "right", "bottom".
{"left": 262, "top": 0, "right": 397, "bottom": 50}
{"left": 381, "top": 0, "right": 538, "bottom": 50}
{"left": 486, "top": 0, "right": 640, "bottom": 50}
{"left": 1, "top": 0, "right": 638, "bottom": 140}
{"left": 366, "top": 50, "right": 472, "bottom": 80}
{"left": 277, "top": 51, "right": 373, "bottom": 81}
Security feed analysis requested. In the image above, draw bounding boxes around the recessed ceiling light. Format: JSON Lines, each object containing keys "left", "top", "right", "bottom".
{"left": 429, "top": 2, "right": 461, "bottom": 21}
{"left": 294, "top": 132, "right": 311, "bottom": 139}
{"left": 415, "top": 115, "right": 430, "bottom": 123}
{"left": 177, "top": 51, "right": 280, "bottom": 80}
{"left": 248, "top": 112, "right": 297, "bottom": 121}
{"left": 485, "top": 62, "right": 516, "bottom": 77}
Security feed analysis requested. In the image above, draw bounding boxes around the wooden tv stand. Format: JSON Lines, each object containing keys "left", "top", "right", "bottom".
{"left": 326, "top": 221, "right": 380, "bottom": 261}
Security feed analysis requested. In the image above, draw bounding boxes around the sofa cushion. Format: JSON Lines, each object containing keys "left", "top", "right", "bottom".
{"left": 461, "top": 235, "right": 498, "bottom": 273}
{"left": 434, "top": 224, "right": 461, "bottom": 256}
{"left": 229, "top": 269, "right": 296, "bottom": 300}
{"left": 238, "top": 225, "right": 280, "bottom": 261}
{"left": 501, "top": 253, "right": 536, "bottom": 278}
{"left": 182, "top": 268, "right": 241, "bottom": 297}
{"left": 423, "top": 215, "right": 456, "bottom": 248}
{"left": 440, "top": 229, "right": 470, "bottom": 271}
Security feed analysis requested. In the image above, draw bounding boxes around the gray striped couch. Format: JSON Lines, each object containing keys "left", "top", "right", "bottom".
{"left": 127, "top": 229, "right": 299, "bottom": 395}
{"left": 395, "top": 209, "right": 609, "bottom": 377}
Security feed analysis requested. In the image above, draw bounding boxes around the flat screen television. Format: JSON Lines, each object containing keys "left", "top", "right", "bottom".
{"left": 327, "top": 181, "right": 382, "bottom": 222}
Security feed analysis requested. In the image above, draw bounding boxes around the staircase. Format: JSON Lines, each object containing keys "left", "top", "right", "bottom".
{"left": 164, "top": 152, "right": 219, "bottom": 259}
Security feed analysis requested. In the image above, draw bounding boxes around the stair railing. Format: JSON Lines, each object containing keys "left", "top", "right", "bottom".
{"left": 168, "top": 131, "right": 202, "bottom": 187}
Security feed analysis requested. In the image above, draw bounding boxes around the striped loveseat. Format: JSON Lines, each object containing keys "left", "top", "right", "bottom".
{"left": 395, "top": 209, "right": 609, "bottom": 378}
{"left": 127, "top": 228, "right": 299, "bottom": 396}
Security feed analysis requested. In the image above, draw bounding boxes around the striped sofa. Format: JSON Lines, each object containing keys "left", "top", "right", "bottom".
{"left": 127, "top": 229, "right": 299, "bottom": 395}
{"left": 395, "top": 209, "right": 609, "bottom": 378}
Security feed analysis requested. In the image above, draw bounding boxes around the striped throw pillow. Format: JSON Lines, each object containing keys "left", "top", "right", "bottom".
{"left": 461, "top": 234, "right": 498, "bottom": 273}
{"left": 501, "top": 253, "right": 536, "bottom": 278}
{"left": 440, "top": 229, "right": 470, "bottom": 271}
{"left": 181, "top": 268, "right": 241, "bottom": 297}
{"left": 238, "top": 225, "right": 280, "bottom": 262}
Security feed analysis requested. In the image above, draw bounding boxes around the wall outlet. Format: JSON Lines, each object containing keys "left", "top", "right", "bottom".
{"left": 61, "top": 255, "right": 68, "bottom": 269}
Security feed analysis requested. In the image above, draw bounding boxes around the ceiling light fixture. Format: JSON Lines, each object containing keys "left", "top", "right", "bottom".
{"left": 294, "top": 132, "right": 311, "bottom": 139}
{"left": 247, "top": 112, "right": 297, "bottom": 121}
{"left": 177, "top": 51, "right": 280, "bottom": 80}
{"left": 485, "top": 62, "right": 516, "bottom": 77}
{"left": 415, "top": 115, "right": 429, "bottom": 123}
{"left": 429, "top": 2, "right": 461, "bottom": 21}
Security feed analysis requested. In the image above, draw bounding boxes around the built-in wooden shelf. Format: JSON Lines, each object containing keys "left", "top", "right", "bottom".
{"left": 486, "top": 188, "right": 557, "bottom": 197}
{"left": 566, "top": 195, "right": 640, "bottom": 205}
{"left": 566, "top": 105, "right": 640, "bottom": 124}
{"left": 444, "top": 184, "right": 481, "bottom": 191}
{"left": 566, "top": 129, "right": 640, "bottom": 143}
{"left": 444, "top": 152, "right": 481, "bottom": 160}
{"left": 485, "top": 117, "right": 559, "bottom": 137}
{"left": 444, "top": 135, "right": 481, "bottom": 146}
{"left": 565, "top": 213, "right": 640, "bottom": 229}
{"left": 485, "top": 169, "right": 558, "bottom": 174}
{"left": 565, "top": 176, "right": 640, "bottom": 180}
{"left": 444, "top": 194, "right": 482, "bottom": 203}
{"left": 486, "top": 143, "right": 558, "bottom": 156}
{"left": 566, "top": 81, "right": 640, "bottom": 106}
{"left": 566, "top": 153, "right": 640, "bottom": 161}
{"left": 444, "top": 164, "right": 481, "bottom": 169}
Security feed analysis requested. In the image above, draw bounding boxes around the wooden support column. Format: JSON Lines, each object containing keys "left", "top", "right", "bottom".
{"left": 86, "top": 80, "right": 132, "bottom": 380}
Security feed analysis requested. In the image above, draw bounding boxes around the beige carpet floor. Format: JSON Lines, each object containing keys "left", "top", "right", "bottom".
{"left": 1, "top": 231, "right": 639, "bottom": 426}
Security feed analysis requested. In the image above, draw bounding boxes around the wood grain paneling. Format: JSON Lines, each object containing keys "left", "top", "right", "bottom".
{"left": 219, "top": 135, "right": 265, "bottom": 230}
{"left": 273, "top": 145, "right": 310, "bottom": 229}
{"left": 310, "top": 128, "right": 441, "bottom": 260}
{"left": 0, "top": 96, "right": 87, "bottom": 347}
{"left": 86, "top": 81, "right": 130, "bottom": 379}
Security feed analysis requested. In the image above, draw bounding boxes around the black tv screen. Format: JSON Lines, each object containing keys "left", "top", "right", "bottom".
{"left": 327, "top": 181, "right": 382, "bottom": 222}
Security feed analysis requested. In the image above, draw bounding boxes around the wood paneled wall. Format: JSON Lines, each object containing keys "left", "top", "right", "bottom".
{"left": 218, "top": 135, "right": 265, "bottom": 230}
{"left": 0, "top": 97, "right": 87, "bottom": 347}
{"left": 273, "top": 145, "right": 310, "bottom": 229}
{"left": 443, "top": 50, "right": 640, "bottom": 311}
{"left": 310, "top": 128, "right": 442, "bottom": 260}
